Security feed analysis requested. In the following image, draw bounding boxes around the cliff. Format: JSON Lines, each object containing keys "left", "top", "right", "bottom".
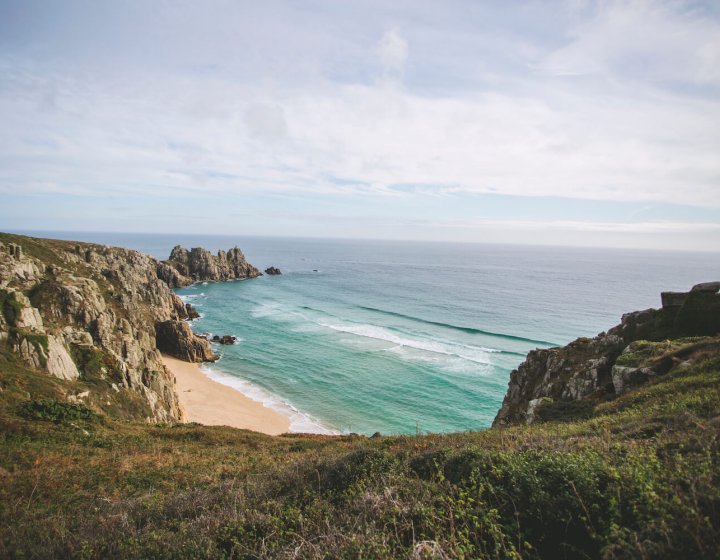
{"left": 158, "top": 245, "right": 261, "bottom": 288}
{"left": 0, "top": 233, "right": 222, "bottom": 422}
{"left": 494, "top": 281, "right": 720, "bottom": 425}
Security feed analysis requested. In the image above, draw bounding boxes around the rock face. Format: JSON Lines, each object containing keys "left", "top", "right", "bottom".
{"left": 265, "top": 266, "right": 282, "bottom": 275}
{"left": 156, "top": 321, "right": 217, "bottom": 362}
{"left": 185, "top": 303, "right": 200, "bottom": 319}
{"left": 160, "top": 245, "right": 262, "bottom": 287}
{"left": 0, "top": 234, "right": 244, "bottom": 422}
{"left": 493, "top": 282, "right": 720, "bottom": 426}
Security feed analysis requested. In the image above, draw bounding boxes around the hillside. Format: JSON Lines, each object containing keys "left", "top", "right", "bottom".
{"left": 0, "top": 233, "right": 718, "bottom": 559}
{"left": 0, "top": 233, "right": 260, "bottom": 423}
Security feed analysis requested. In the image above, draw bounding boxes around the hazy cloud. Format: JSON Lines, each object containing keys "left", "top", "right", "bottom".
{"left": 0, "top": 0, "right": 718, "bottom": 249}
{"left": 376, "top": 30, "right": 408, "bottom": 80}
{"left": 244, "top": 103, "right": 288, "bottom": 142}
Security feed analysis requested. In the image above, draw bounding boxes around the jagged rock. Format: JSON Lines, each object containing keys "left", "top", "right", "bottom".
{"left": 0, "top": 234, "right": 217, "bottom": 422}
{"left": 185, "top": 303, "right": 200, "bottom": 319}
{"left": 1, "top": 290, "right": 42, "bottom": 331}
{"left": 45, "top": 334, "right": 80, "bottom": 380}
{"left": 156, "top": 320, "right": 218, "bottom": 363}
{"left": 6, "top": 242, "right": 22, "bottom": 259}
{"left": 265, "top": 266, "right": 282, "bottom": 275}
{"left": 494, "top": 283, "right": 720, "bottom": 426}
{"left": 0, "top": 242, "right": 43, "bottom": 286}
{"left": 211, "top": 334, "right": 237, "bottom": 345}
{"left": 156, "top": 261, "right": 190, "bottom": 289}
{"left": 161, "top": 245, "right": 261, "bottom": 286}
{"left": 14, "top": 336, "right": 46, "bottom": 370}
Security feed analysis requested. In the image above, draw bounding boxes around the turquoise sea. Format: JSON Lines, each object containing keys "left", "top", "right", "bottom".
{"left": 16, "top": 231, "right": 720, "bottom": 435}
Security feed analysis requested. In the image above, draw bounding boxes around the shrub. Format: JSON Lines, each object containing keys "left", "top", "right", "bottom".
{"left": 18, "top": 398, "right": 97, "bottom": 424}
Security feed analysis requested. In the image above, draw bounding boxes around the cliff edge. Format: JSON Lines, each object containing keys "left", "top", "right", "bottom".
{"left": 0, "top": 233, "right": 229, "bottom": 422}
{"left": 494, "top": 281, "right": 720, "bottom": 426}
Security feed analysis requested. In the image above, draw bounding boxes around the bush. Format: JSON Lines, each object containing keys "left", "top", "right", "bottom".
{"left": 18, "top": 398, "right": 97, "bottom": 424}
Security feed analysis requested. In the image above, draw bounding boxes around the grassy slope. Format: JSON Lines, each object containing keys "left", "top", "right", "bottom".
{"left": 1, "top": 341, "right": 719, "bottom": 559}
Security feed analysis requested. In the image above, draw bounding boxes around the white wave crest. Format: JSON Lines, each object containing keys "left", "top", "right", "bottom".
{"left": 317, "top": 321, "right": 495, "bottom": 365}
{"left": 198, "top": 364, "right": 339, "bottom": 435}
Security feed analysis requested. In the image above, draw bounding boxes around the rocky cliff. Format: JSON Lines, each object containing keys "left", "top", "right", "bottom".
{"left": 0, "top": 233, "right": 222, "bottom": 422}
{"left": 494, "top": 281, "right": 720, "bottom": 426}
{"left": 158, "top": 245, "right": 261, "bottom": 288}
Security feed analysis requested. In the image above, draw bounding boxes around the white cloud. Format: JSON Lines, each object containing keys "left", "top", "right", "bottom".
{"left": 540, "top": 0, "right": 720, "bottom": 87}
{"left": 243, "top": 103, "right": 288, "bottom": 142}
{"left": 376, "top": 30, "right": 408, "bottom": 80}
{"left": 0, "top": 0, "right": 718, "bottom": 249}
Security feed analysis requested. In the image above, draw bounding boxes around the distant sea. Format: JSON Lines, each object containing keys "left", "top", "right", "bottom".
{"left": 12, "top": 231, "right": 720, "bottom": 435}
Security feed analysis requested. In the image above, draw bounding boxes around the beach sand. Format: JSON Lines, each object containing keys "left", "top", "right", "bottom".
{"left": 162, "top": 355, "right": 290, "bottom": 435}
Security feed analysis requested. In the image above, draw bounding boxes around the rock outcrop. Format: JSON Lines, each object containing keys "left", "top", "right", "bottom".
{"left": 265, "top": 266, "right": 282, "bottom": 275}
{"left": 210, "top": 334, "right": 237, "bottom": 345}
{"left": 0, "top": 234, "right": 243, "bottom": 422}
{"left": 156, "top": 320, "right": 218, "bottom": 362}
{"left": 494, "top": 282, "right": 720, "bottom": 426}
{"left": 159, "top": 245, "right": 261, "bottom": 287}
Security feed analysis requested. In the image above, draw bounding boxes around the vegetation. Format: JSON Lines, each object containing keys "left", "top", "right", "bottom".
{"left": 0, "top": 339, "right": 719, "bottom": 559}
{"left": 18, "top": 398, "right": 98, "bottom": 424}
{"left": 0, "top": 288, "right": 25, "bottom": 325}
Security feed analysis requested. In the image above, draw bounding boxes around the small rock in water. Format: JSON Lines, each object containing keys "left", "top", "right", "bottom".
{"left": 264, "top": 266, "right": 282, "bottom": 275}
{"left": 185, "top": 303, "right": 200, "bottom": 319}
{"left": 212, "top": 334, "right": 237, "bottom": 345}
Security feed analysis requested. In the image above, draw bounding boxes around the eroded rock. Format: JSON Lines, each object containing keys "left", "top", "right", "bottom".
{"left": 156, "top": 320, "right": 218, "bottom": 363}
{"left": 161, "top": 245, "right": 262, "bottom": 286}
{"left": 494, "top": 283, "right": 720, "bottom": 426}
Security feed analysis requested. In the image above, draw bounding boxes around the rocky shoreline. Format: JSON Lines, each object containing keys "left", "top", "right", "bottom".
{"left": 494, "top": 281, "right": 720, "bottom": 426}
{"left": 0, "top": 234, "right": 263, "bottom": 422}
{"left": 3, "top": 231, "right": 718, "bottom": 435}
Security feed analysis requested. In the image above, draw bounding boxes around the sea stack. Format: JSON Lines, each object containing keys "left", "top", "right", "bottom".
{"left": 158, "top": 245, "right": 262, "bottom": 287}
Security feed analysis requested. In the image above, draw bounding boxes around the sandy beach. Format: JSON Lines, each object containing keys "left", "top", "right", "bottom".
{"left": 162, "top": 355, "right": 290, "bottom": 435}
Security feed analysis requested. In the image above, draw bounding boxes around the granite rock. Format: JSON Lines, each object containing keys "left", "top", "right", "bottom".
{"left": 161, "top": 245, "right": 261, "bottom": 287}
{"left": 493, "top": 283, "right": 720, "bottom": 426}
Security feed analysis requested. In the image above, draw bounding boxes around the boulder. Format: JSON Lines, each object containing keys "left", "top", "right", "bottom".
{"left": 264, "top": 266, "right": 282, "bottom": 275}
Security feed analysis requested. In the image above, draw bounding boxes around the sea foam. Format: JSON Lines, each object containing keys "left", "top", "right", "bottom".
{"left": 198, "top": 363, "right": 339, "bottom": 435}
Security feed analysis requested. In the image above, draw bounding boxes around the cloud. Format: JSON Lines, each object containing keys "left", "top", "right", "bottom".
{"left": 243, "top": 103, "right": 288, "bottom": 142}
{"left": 376, "top": 30, "right": 408, "bottom": 80}
{"left": 540, "top": 0, "right": 720, "bottom": 88}
{"left": 0, "top": 0, "right": 718, "bottom": 249}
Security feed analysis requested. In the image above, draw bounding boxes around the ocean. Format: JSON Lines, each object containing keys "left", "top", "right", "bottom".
{"left": 14, "top": 231, "right": 720, "bottom": 435}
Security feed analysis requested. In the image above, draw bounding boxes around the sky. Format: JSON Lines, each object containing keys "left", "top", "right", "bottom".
{"left": 0, "top": 0, "right": 719, "bottom": 250}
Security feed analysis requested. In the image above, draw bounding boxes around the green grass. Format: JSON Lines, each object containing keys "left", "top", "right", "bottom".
{"left": 0, "top": 340, "right": 719, "bottom": 559}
